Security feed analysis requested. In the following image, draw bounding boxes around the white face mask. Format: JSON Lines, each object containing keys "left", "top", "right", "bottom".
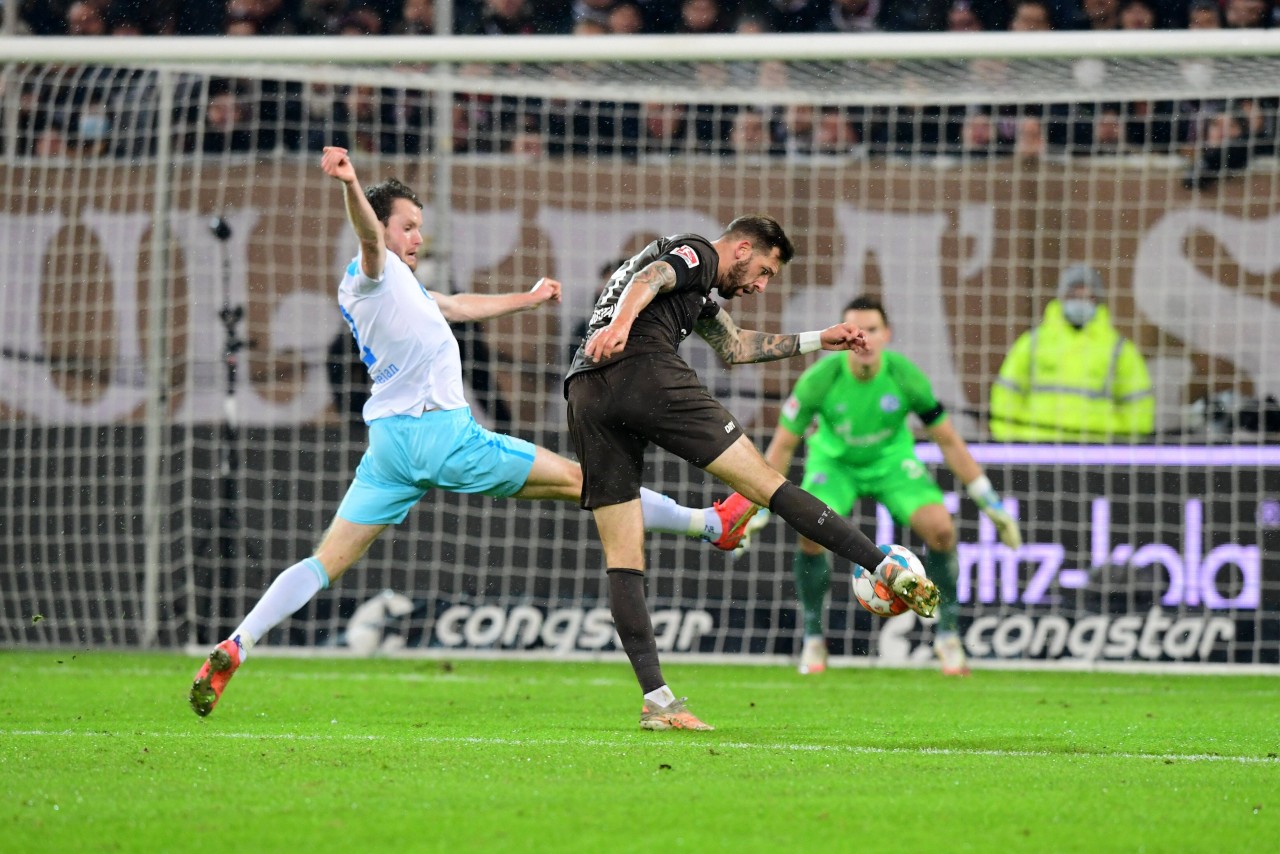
{"left": 1061, "top": 298, "right": 1096, "bottom": 327}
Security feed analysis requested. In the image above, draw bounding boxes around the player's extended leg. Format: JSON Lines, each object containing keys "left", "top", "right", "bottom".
{"left": 189, "top": 517, "right": 387, "bottom": 716}
{"left": 593, "top": 499, "right": 713, "bottom": 732}
{"left": 704, "top": 437, "right": 939, "bottom": 617}
{"left": 514, "top": 445, "right": 751, "bottom": 548}
{"left": 910, "top": 504, "right": 968, "bottom": 676}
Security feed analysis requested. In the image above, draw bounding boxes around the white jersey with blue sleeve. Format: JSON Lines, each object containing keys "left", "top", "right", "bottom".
{"left": 337, "top": 249, "right": 468, "bottom": 422}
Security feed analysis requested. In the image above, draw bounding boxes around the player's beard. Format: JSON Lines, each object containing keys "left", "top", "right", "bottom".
{"left": 715, "top": 256, "right": 753, "bottom": 299}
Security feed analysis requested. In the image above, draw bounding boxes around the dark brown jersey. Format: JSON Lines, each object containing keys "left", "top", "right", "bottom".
{"left": 564, "top": 233, "right": 723, "bottom": 390}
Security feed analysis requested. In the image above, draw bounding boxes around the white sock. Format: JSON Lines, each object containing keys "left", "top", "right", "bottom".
{"left": 638, "top": 487, "right": 715, "bottom": 539}
{"left": 644, "top": 685, "right": 677, "bottom": 707}
{"left": 230, "top": 557, "right": 330, "bottom": 659}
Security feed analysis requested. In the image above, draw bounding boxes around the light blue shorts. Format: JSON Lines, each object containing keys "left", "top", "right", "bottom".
{"left": 336, "top": 407, "right": 537, "bottom": 526}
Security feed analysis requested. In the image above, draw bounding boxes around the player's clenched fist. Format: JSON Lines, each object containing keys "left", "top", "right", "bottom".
{"left": 529, "top": 277, "right": 562, "bottom": 306}
{"left": 321, "top": 146, "right": 356, "bottom": 184}
{"left": 820, "top": 322, "right": 868, "bottom": 353}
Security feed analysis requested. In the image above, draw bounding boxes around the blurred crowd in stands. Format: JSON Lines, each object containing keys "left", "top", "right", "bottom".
{"left": 16, "top": 0, "right": 1280, "bottom": 37}
{"left": 9, "top": 0, "right": 1280, "bottom": 185}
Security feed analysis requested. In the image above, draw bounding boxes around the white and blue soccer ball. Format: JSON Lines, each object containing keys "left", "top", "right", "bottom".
{"left": 852, "top": 544, "right": 926, "bottom": 618}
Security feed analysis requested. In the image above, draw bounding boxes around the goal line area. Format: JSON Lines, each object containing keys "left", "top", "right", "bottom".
{"left": 0, "top": 33, "right": 1276, "bottom": 670}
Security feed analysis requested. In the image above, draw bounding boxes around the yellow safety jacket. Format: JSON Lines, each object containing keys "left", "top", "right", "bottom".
{"left": 990, "top": 301, "right": 1154, "bottom": 442}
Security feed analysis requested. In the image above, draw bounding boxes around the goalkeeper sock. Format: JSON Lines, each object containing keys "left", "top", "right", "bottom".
{"left": 231, "top": 557, "right": 330, "bottom": 658}
{"left": 607, "top": 567, "right": 666, "bottom": 694}
{"left": 925, "top": 549, "right": 960, "bottom": 633}
{"left": 638, "top": 487, "right": 712, "bottom": 539}
{"left": 792, "top": 551, "right": 830, "bottom": 638}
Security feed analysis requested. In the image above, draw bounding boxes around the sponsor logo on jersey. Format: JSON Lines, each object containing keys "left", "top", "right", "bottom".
{"left": 781, "top": 396, "right": 801, "bottom": 422}
{"left": 671, "top": 245, "right": 700, "bottom": 269}
{"left": 880, "top": 394, "right": 901, "bottom": 413}
{"left": 724, "top": 420, "right": 736, "bottom": 434}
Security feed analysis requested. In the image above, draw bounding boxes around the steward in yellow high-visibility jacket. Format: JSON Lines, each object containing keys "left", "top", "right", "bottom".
{"left": 990, "top": 265, "right": 1154, "bottom": 442}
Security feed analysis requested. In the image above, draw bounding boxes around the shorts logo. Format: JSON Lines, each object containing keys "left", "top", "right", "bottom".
{"left": 880, "top": 394, "right": 901, "bottom": 413}
{"left": 671, "top": 245, "right": 700, "bottom": 269}
{"left": 724, "top": 421, "right": 736, "bottom": 434}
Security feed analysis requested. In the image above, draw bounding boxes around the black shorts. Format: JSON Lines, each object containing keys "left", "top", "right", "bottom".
{"left": 565, "top": 352, "right": 743, "bottom": 510}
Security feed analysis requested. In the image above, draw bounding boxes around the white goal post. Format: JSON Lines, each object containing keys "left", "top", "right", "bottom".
{"left": 0, "top": 32, "right": 1276, "bottom": 671}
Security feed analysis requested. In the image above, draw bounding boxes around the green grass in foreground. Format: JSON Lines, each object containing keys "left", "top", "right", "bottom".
{"left": 1, "top": 651, "right": 1277, "bottom": 853}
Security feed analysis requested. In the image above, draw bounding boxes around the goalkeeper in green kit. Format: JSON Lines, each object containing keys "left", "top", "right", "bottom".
{"left": 719, "top": 296, "right": 1022, "bottom": 675}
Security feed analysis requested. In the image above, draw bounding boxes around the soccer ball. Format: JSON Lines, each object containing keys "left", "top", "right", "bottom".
{"left": 852, "top": 544, "right": 926, "bottom": 618}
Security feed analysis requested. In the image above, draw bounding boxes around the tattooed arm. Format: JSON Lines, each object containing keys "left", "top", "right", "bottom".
{"left": 583, "top": 260, "right": 677, "bottom": 362}
{"left": 695, "top": 307, "right": 870, "bottom": 365}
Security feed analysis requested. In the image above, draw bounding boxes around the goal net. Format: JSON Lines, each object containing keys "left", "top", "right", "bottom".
{"left": 0, "top": 33, "right": 1276, "bottom": 669}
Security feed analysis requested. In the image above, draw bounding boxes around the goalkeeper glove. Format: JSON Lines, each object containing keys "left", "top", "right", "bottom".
{"left": 966, "top": 475, "right": 1023, "bottom": 550}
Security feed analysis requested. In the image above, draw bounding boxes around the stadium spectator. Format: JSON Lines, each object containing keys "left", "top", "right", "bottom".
{"left": 636, "top": 100, "right": 691, "bottom": 156}
{"left": 736, "top": 295, "right": 1021, "bottom": 676}
{"left": 607, "top": 1, "right": 646, "bottom": 31}
{"left": 572, "top": 0, "right": 617, "bottom": 28}
{"left": 817, "top": 0, "right": 884, "bottom": 31}
{"left": 947, "top": 0, "right": 985, "bottom": 30}
{"left": 458, "top": 0, "right": 567, "bottom": 34}
{"left": 190, "top": 148, "right": 754, "bottom": 719}
{"left": 1225, "top": 0, "right": 1273, "bottom": 27}
{"left": 1077, "top": 0, "right": 1121, "bottom": 29}
{"left": 957, "top": 107, "right": 996, "bottom": 156}
{"left": 990, "top": 264, "right": 1154, "bottom": 441}
{"left": 201, "top": 83, "right": 254, "bottom": 152}
{"left": 1013, "top": 115, "right": 1046, "bottom": 157}
{"left": 813, "top": 106, "right": 863, "bottom": 154}
{"left": 394, "top": 0, "right": 436, "bottom": 33}
{"left": 1118, "top": 0, "right": 1156, "bottom": 28}
{"left": 677, "top": 0, "right": 731, "bottom": 33}
{"left": 564, "top": 216, "right": 939, "bottom": 730}
{"left": 65, "top": 1, "right": 107, "bottom": 35}
{"left": 1187, "top": 0, "right": 1224, "bottom": 27}
{"left": 572, "top": 16, "right": 610, "bottom": 33}
{"left": 728, "top": 106, "right": 780, "bottom": 156}
{"left": 1010, "top": 0, "right": 1053, "bottom": 29}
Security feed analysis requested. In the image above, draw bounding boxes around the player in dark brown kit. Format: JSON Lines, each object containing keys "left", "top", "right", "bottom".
{"left": 564, "top": 214, "right": 939, "bottom": 731}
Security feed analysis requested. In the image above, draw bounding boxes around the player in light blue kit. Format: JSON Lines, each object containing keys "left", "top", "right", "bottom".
{"left": 189, "top": 147, "right": 755, "bottom": 716}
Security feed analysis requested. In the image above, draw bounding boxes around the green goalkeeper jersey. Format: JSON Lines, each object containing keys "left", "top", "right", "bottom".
{"left": 778, "top": 350, "right": 946, "bottom": 468}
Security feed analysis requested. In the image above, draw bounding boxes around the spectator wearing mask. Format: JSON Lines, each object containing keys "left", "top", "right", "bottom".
{"left": 990, "top": 264, "right": 1154, "bottom": 441}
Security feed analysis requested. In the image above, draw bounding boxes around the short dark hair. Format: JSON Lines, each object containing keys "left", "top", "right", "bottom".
{"left": 843, "top": 295, "right": 889, "bottom": 326}
{"left": 364, "top": 178, "right": 422, "bottom": 224}
{"left": 721, "top": 214, "right": 795, "bottom": 264}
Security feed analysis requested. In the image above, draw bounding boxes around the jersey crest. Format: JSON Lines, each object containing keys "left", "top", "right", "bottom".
{"left": 671, "top": 245, "right": 700, "bottom": 269}
{"left": 880, "top": 394, "right": 901, "bottom": 413}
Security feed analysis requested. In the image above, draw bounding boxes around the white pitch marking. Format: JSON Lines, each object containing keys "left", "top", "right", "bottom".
{"left": 1, "top": 729, "right": 1276, "bottom": 765}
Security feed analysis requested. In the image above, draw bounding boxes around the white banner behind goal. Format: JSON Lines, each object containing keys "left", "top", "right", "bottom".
{"left": 0, "top": 34, "right": 1276, "bottom": 668}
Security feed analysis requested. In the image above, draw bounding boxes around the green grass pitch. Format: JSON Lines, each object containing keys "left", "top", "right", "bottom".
{"left": 2, "top": 651, "right": 1276, "bottom": 852}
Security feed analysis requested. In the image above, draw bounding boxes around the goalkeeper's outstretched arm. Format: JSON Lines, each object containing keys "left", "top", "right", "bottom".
{"left": 927, "top": 419, "right": 1022, "bottom": 550}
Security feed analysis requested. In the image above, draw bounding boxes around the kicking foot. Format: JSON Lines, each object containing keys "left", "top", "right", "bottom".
{"left": 709, "top": 492, "right": 759, "bottom": 551}
{"left": 640, "top": 697, "right": 715, "bottom": 731}
{"left": 935, "top": 634, "right": 971, "bottom": 677}
{"left": 879, "top": 561, "right": 940, "bottom": 619}
{"left": 189, "top": 638, "right": 243, "bottom": 717}
{"left": 798, "top": 637, "right": 828, "bottom": 675}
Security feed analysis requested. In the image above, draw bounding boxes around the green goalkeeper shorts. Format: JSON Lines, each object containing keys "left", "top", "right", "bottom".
{"left": 799, "top": 448, "right": 945, "bottom": 526}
